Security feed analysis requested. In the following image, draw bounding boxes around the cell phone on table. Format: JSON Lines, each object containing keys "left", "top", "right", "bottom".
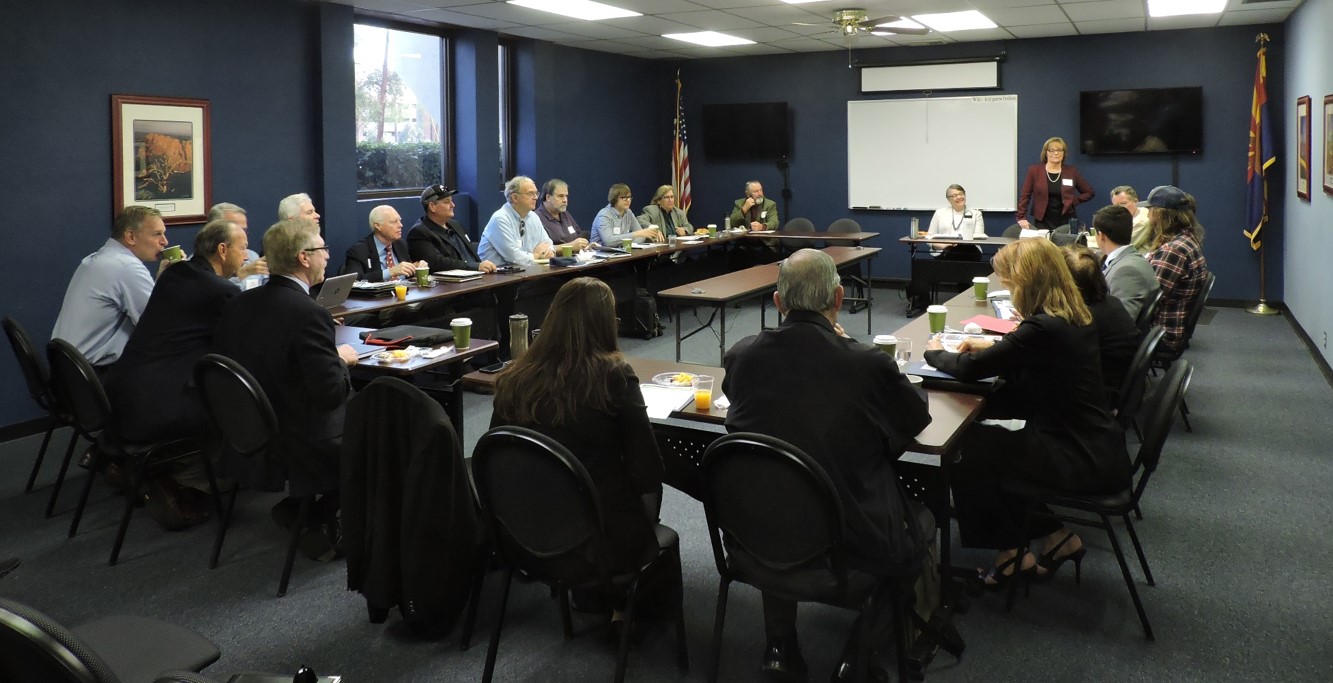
{"left": 479, "top": 361, "right": 510, "bottom": 374}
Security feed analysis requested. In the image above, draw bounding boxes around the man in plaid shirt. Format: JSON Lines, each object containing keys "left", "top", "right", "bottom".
{"left": 1143, "top": 186, "right": 1208, "bottom": 354}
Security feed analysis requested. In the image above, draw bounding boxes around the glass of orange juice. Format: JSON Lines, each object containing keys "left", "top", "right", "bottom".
{"left": 393, "top": 284, "right": 408, "bottom": 301}
{"left": 692, "top": 374, "right": 715, "bottom": 411}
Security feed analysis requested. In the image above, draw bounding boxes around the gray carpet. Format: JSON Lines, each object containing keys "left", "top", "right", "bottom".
{"left": 2, "top": 288, "right": 1330, "bottom": 682}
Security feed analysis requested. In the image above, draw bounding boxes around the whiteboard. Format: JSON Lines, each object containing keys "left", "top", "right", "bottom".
{"left": 847, "top": 95, "right": 1018, "bottom": 211}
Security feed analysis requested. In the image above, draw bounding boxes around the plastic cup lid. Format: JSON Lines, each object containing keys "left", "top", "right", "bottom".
{"left": 873, "top": 335, "right": 897, "bottom": 344}
{"left": 451, "top": 318, "right": 472, "bottom": 326}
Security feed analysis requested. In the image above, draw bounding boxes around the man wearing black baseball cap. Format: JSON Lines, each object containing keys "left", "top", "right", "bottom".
{"left": 407, "top": 184, "right": 497, "bottom": 274}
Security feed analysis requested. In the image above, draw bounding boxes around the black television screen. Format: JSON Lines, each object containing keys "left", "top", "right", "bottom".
{"left": 702, "top": 102, "right": 789, "bottom": 160}
{"left": 1079, "top": 87, "right": 1203, "bottom": 155}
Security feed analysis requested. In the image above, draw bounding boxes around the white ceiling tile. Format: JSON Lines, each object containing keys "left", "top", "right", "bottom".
{"left": 538, "top": 21, "right": 647, "bottom": 39}
{"left": 498, "top": 25, "right": 584, "bottom": 41}
{"left": 1216, "top": 8, "right": 1296, "bottom": 26}
{"left": 771, "top": 36, "right": 845, "bottom": 52}
{"left": 610, "top": 34, "right": 702, "bottom": 50}
{"left": 985, "top": 6, "right": 1070, "bottom": 26}
{"left": 727, "top": 43, "right": 802, "bottom": 56}
{"left": 443, "top": 2, "right": 560, "bottom": 23}
{"left": 407, "top": 8, "right": 521, "bottom": 29}
{"left": 1075, "top": 17, "right": 1147, "bottom": 34}
{"left": 412, "top": 0, "right": 491, "bottom": 9}
{"left": 725, "top": 26, "right": 809, "bottom": 42}
{"left": 657, "top": 10, "right": 766, "bottom": 30}
{"left": 1062, "top": 0, "right": 1144, "bottom": 22}
{"left": 612, "top": 0, "right": 709, "bottom": 13}
{"left": 1005, "top": 21, "right": 1078, "bottom": 37}
{"left": 600, "top": 15, "right": 708, "bottom": 35}
{"left": 1147, "top": 14, "right": 1222, "bottom": 31}
{"left": 966, "top": 0, "right": 1057, "bottom": 8}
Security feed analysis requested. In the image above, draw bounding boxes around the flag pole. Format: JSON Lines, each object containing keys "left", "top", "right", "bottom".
{"left": 1246, "top": 32, "right": 1279, "bottom": 316}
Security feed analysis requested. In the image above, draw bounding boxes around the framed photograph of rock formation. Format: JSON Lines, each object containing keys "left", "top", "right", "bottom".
{"left": 112, "top": 94, "right": 211, "bottom": 225}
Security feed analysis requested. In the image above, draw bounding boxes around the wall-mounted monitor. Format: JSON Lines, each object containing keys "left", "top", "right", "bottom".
{"left": 1079, "top": 87, "right": 1203, "bottom": 155}
{"left": 701, "top": 102, "right": 789, "bottom": 161}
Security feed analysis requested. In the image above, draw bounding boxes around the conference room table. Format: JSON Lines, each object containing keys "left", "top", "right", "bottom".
{"left": 337, "top": 325, "right": 498, "bottom": 440}
{"left": 899, "top": 235, "right": 1015, "bottom": 306}
{"left": 656, "top": 245, "right": 882, "bottom": 364}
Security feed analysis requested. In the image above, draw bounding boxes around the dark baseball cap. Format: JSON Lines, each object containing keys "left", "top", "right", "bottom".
{"left": 1141, "top": 185, "right": 1188, "bottom": 210}
{"left": 421, "top": 184, "right": 458, "bottom": 203}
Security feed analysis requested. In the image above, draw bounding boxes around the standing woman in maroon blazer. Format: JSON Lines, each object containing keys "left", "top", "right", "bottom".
{"left": 1016, "top": 137, "right": 1094, "bottom": 231}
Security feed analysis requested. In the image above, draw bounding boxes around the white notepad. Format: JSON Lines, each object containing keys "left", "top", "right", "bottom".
{"left": 639, "top": 384, "right": 694, "bottom": 419}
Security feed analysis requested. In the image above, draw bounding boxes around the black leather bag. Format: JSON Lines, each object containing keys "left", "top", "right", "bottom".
{"left": 360, "top": 325, "right": 453, "bottom": 347}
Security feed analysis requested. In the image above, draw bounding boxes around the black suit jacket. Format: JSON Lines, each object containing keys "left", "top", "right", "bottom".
{"left": 213, "top": 276, "right": 351, "bottom": 495}
{"left": 341, "top": 233, "right": 411, "bottom": 282}
{"left": 490, "top": 363, "right": 664, "bottom": 573}
{"left": 407, "top": 216, "right": 481, "bottom": 272}
{"left": 723, "top": 311, "right": 931, "bottom": 574}
{"left": 923, "top": 313, "right": 1130, "bottom": 494}
{"left": 1090, "top": 295, "right": 1140, "bottom": 404}
{"left": 105, "top": 255, "right": 239, "bottom": 442}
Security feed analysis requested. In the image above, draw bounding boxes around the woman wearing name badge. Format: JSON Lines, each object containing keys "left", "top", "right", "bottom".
{"left": 1015, "top": 137, "right": 1094, "bottom": 232}
{"left": 926, "top": 183, "right": 985, "bottom": 257}
{"left": 591, "top": 184, "right": 662, "bottom": 246}
{"left": 638, "top": 185, "right": 692, "bottom": 237}
{"left": 923, "top": 239, "right": 1130, "bottom": 589}
{"left": 491, "top": 277, "right": 665, "bottom": 625}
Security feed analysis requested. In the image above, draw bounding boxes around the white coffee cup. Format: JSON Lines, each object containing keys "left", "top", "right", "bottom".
{"left": 873, "top": 334, "right": 898, "bottom": 356}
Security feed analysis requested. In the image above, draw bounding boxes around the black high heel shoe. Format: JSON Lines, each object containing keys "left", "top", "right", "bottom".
{"left": 1037, "top": 533, "right": 1087, "bottom": 584}
{"left": 978, "top": 553, "right": 1037, "bottom": 592}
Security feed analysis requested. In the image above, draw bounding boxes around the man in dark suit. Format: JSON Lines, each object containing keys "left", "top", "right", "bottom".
{"left": 103, "top": 218, "right": 249, "bottom": 528}
{"left": 1093, "top": 204, "right": 1159, "bottom": 319}
{"left": 407, "top": 184, "right": 497, "bottom": 274}
{"left": 341, "top": 205, "right": 423, "bottom": 281}
{"left": 214, "top": 218, "right": 359, "bottom": 559}
{"left": 723, "top": 248, "right": 931, "bottom": 682}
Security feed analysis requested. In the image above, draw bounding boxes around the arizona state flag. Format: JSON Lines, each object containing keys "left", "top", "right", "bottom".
{"left": 1243, "top": 42, "right": 1275, "bottom": 251}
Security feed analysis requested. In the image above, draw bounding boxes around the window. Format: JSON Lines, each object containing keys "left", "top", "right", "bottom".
{"left": 498, "top": 42, "right": 515, "bottom": 183}
{"left": 354, "top": 24, "right": 446, "bottom": 196}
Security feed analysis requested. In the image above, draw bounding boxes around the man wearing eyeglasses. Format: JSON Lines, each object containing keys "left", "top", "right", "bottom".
{"left": 213, "top": 218, "right": 357, "bottom": 561}
{"left": 478, "top": 176, "right": 555, "bottom": 267}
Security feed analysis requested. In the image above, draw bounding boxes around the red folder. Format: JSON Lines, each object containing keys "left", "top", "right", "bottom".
{"left": 959, "top": 315, "right": 1017, "bottom": 335}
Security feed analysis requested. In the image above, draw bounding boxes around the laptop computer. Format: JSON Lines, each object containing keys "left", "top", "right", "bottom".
{"left": 313, "top": 273, "right": 357, "bottom": 309}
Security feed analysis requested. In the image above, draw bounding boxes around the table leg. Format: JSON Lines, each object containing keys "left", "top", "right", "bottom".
{"left": 719, "top": 305, "right": 727, "bottom": 366}
{"left": 863, "top": 256, "right": 873, "bottom": 335}
{"left": 674, "top": 302, "right": 682, "bottom": 362}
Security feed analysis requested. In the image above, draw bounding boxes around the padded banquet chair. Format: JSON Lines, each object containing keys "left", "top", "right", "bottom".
{"left": 1003, "top": 360, "right": 1192, "bottom": 642}
{"left": 824, "top": 217, "right": 862, "bottom": 247}
{"left": 779, "top": 217, "right": 815, "bottom": 252}
{"left": 701, "top": 432, "right": 958, "bottom": 683}
{"left": 1134, "top": 289, "right": 1163, "bottom": 333}
{"left": 1151, "top": 272, "right": 1214, "bottom": 431}
{"left": 193, "top": 353, "right": 315, "bottom": 597}
{"left": 46, "top": 339, "right": 211, "bottom": 566}
{"left": 471, "top": 426, "right": 689, "bottom": 683}
{"left": 1114, "top": 326, "right": 1166, "bottom": 441}
{"left": 3, "top": 317, "right": 75, "bottom": 516}
{"left": 827, "top": 218, "right": 871, "bottom": 310}
{"left": 0, "top": 597, "right": 220, "bottom": 682}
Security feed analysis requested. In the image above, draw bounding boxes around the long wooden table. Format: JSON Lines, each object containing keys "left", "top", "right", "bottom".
{"left": 656, "top": 246, "right": 881, "bottom": 364}
{"left": 899, "top": 235, "right": 1015, "bottom": 307}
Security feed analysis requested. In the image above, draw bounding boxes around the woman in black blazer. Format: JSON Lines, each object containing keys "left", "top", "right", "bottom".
{"left": 1062, "top": 245, "right": 1140, "bottom": 404}
{"left": 924, "top": 239, "right": 1130, "bottom": 587}
{"left": 491, "top": 277, "right": 664, "bottom": 619}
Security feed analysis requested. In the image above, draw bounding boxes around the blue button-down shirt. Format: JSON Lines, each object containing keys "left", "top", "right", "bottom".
{"left": 52, "top": 238, "right": 155, "bottom": 366}
{"left": 478, "top": 203, "right": 547, "bottom": 266}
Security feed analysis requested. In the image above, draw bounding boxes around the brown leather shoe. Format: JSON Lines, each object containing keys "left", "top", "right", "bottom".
{"left": 143, "top": 476, "right": 201, "bottom": 531}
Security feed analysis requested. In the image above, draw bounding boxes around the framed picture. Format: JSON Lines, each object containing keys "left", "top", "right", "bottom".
{"left": 112, "top": 94, "right": 211, "bottom": 225}
{"left": 1296, "top": 96, "right": 1311, "bottom": 201}
{"left": 1325, "top": 95, "right": 1333, "bottom": 197}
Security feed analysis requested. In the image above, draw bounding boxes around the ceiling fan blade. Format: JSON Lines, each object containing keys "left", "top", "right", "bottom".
{"left": 861, "top": 15, "right": 905, "bottom": 27}
{"left": 878, "top": 25, "right": 931, "bottom": 36}
{"left": 789, "top": 21, "right": 830, "bottom": 26}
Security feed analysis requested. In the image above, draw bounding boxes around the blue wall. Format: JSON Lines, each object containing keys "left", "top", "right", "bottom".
{"left": 680, "top": 25, "right": 1285, "bottom": 297}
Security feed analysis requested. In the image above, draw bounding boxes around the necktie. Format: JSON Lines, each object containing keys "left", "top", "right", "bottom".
{"left": 384, "top": 246, "right": 395, "bottom": 269}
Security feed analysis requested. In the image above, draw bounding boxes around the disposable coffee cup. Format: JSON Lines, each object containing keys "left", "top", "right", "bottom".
{"left": 621, "top": 238, "right": 633, "bottom": 250}
{"left": 873, "top": 334, "right": 898, "bottom": 356}
{"left": 927, "top": 305, "right": 948, "bottom": 334}
{"left": 161, "top": 245, "right": 184, "bottom": 262}
{"left": 451, "top": 317, "right": 472, "bottom": 350}
{"left": 415, "top": 266, "right": 430, "bottom": 287}
{"left": 707, "top": 224, "right": 717, "bottom": 238}
{"left": 972, "top": 276, "right": 989, "bottom": 301}
{"left": 560, "top": 244, "right": 573, "bottom": 258}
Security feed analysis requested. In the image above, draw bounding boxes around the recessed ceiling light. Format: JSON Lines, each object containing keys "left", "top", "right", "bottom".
{"left": 910, "top": 10, "right": 997, "bottom": 32}
{"left": 663, "top": 31, "right": 756, "bottom": 47}
{"left": 1147, "top": 0, "right": 1226, "bottom": 18}
{"left": 507, "top": 0, "right": 640, "bottom": 21}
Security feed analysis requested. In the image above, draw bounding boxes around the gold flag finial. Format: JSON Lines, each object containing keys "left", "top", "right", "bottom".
{"left": 1255, "top": 32, "right": 1269, "bottom": 45}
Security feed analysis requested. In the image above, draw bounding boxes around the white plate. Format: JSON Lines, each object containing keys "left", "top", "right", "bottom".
{"left": 533, "top": 258, "right": 550, "bottom": 265}
{"left": 651, "top": 371, "right": 695, "bottom": 387}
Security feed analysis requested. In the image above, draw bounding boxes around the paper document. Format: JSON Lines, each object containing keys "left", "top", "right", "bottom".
{"left": 1018, "top": 228, "right": 1050, "bottom": 239}
{"left": 639, "top": 384, "right": 694, "bottom": 419}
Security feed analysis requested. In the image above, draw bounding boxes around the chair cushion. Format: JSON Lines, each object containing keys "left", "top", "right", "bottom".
{"left": 72, "top": 615, "right": 220, "bottom": 681}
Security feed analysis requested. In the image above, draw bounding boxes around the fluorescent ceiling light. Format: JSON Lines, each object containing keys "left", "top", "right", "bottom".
{"left": 507, "top": 0, "right": 640, "bottom": 21}
{"left": 663, "top": 31, "right": 755, "bottom": 47}
{"left": 1147, "top": 0, "right": 1226, "bottom": 17}
{"left": 910, "top": 10, "right": 997, "bottom": 32}
{"left": 876, "top": 19, "right": 926, "bottom": 31}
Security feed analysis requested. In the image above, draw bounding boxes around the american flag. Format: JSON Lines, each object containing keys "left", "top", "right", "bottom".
{"left": 673, "top": 70, "right": 692, "bottom": 213}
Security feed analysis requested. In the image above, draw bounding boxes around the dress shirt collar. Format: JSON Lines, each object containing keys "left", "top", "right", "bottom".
{"left": 780, "top": 309, "right": 836, "bottom": 334}
{"left": 1105, "top": 244, "right": 1132, "bottom": 268}
{"left": 279, "top": 273, "right": 310, "bottom": 294}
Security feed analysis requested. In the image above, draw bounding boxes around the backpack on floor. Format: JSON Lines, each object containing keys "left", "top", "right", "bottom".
{"left": 617, "top": 288, "right": 663, "bottom": 340}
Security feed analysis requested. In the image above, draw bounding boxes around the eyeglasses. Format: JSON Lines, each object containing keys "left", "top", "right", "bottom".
{"left": 302, "top": 246, "right": 330, "bottom": 253}
{"left": 618, "top": 196, "right": 632, "bottom": 201}
{"left": 1048, "top": 148, "right": 1066, "bottom": 153}
{"left": 946, "top": 193, "right": 965, "bottom": 199}
{"left": 519, "top": 191, "right": 538, "bottom": 197}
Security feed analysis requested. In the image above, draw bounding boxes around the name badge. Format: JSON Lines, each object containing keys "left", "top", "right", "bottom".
{"left": 1062, "top": 178, "right": 1074, "bottom": 187}
{"left": 566, "top": 225, "right": 575, "bottom": 234}
{"left": 760, "top": 211, "right": 767, "bottom": 219}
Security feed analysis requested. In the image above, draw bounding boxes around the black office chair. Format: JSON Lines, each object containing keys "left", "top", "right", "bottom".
{"left": 1001, "top": 224, "right": 1023, "bottom": 238}
{"left": 1003, "top": 360, "right": 1192, "bottom": 641}
{"left": 471, "top": 426, "right": 688, "bottom": 683}
{"left": 1114, "top": 326, "right": 1166, "bottom": 441}
{"left": 779, "top": 217, "right": 815, "bottom": 252}
{"left": 1151, "top": 271, "right": 1214, "bottom": 431}
{"left": 3, "top": 317, "right": 75, "bottom": 516}
{"left": 1134, "top": 289, "right": 1163, "bottom": 333}
{"left": 700, "top": 432, "right": 953, "bottom": 683}
{"left": 46, "top": 339, "right": 211, "bottom": 566}
{"left": 826, "top": 218, "right": 871, "bottom": 312}
{"left": 0, "top": 597, "right": 220, "bottom": 682}
{"left": 193, "top": 353, "right": 312, "bottom": 597}
{"left": 825, "top": 217, "right": 862, "bottom": 247}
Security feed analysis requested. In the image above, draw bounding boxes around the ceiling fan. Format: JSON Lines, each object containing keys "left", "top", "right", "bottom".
{"left": 793, "top": 8, "right": 931, "bottom": 43}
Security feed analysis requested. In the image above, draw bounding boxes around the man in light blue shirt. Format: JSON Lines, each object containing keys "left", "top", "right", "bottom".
{"left": 478, "top": 176, "right": 555, "bottom": 267}
{"left": 52, "top": 206, "right": 169, "bottom": 369}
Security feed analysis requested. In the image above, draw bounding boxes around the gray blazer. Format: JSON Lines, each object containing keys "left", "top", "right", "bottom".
{"left": 1104, "top": 247, "right": 1160, "bottom": 319}
{"left": 637, "top": 204, "right": 692, "bottom": 234}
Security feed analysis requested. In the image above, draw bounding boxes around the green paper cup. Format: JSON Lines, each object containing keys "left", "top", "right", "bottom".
{"left": 873, "top": 334, "right": 897, "bottom": 357}
{"left": 927, "top": 305, "right": 947, "bottom": 334}
{"left": 451, "top": 317, "right": 472, "bottom": 350}
{"left": 972, "top": 277, "right": 989, "bottom": 301}
{"left": 560, "top": 244, "right": 573, "bottom": 258}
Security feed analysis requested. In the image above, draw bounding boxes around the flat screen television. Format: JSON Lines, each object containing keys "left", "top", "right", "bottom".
{"left": 1079, "top": 87, "right": 1203, "bottom": 155}
{"left": 702, "top": 102, "right": 789, "bottom": 161}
